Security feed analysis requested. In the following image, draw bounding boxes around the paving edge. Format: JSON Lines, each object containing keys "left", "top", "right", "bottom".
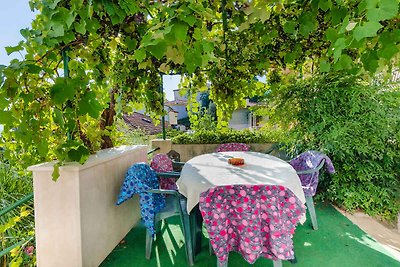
{"left": 333, "top": 206, "right": 400, "bottom": 262}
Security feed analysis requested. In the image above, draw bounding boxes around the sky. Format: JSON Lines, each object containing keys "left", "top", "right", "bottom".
{"left": 0, "top": 1, "right": 179, "bottom": 100}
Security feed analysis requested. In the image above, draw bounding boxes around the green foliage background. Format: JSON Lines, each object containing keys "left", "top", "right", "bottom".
{"left": 261, "top": 73, "right": 400, "bottom": 220}
{"left": 172, "top": 129, "right": 281, "bottom": 144}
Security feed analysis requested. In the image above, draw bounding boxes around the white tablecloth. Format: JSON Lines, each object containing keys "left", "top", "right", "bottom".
{"left": 176, "top": 151, "right": 306, "bottom": 222}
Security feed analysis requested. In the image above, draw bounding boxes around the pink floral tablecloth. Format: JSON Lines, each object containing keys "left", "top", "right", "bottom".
{"left": 199, "top": 184, "right": 305, "bottom": 265}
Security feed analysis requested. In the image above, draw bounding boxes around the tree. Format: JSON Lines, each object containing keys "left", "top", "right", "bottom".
{"left": 0, "top": 0, "right": 398, "bottom": 171}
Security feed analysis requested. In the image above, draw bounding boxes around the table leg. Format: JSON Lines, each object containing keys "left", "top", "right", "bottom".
{"left": 190, "top": 205, "right": 203, "bottom": 256}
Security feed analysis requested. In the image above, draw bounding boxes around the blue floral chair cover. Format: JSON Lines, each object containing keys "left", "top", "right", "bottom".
{"left": 116, "top": 162, "right": 166, "bottom": 236}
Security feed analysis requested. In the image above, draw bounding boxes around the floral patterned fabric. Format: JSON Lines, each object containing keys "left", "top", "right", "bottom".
{"left": 116, "top": 162, "right": 166, "bottom": 236}
{"left": 216, "top": 143, "right": 250, "bottom": 152}
{"left": 150, "top": 154, "right": 178, "bottom": 190}
{"left": 199, "top": 184, "right": 305, "bottom": 265}
{"left": 289, "top": 150, "right": 335, "bottom": 197}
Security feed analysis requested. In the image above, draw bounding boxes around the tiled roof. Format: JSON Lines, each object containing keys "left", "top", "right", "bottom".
{"left": 165, "top": 105, "right": 179, "bottom": 113}
{"left": 164, "top": 99, "right": 187, "bottom": 106}
{"left": 123, "top": 112, "right": 169, "bottom": 135}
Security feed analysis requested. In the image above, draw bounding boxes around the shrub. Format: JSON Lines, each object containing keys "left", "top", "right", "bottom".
{"left": 171, "top": 129, "right": 280, "bottom": 144}
{"left": 264, "top": 73, "right": 400, "bottom": 221}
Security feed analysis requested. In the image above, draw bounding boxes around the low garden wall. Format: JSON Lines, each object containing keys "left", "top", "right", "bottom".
{"left": 28, "top": 145, "right": 147, "bottom": 267}
{"left": 150, "top": 139, "right": 274, "bottom": 161}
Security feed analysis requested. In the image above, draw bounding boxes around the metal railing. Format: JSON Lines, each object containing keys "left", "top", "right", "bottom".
{"left": 0, "top": 192, "right": 34, "bottom": 258}
{"left": 147, "top": 147, "right": 160, "bottom": 155}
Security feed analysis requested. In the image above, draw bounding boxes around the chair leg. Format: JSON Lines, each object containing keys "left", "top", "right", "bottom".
{"left": 305, "top": 196, "right": 318, "bottom": 230}
{"left": 217, "top": 259, "right": 228, "bottom": 267}
{"left": 181, "top": 214, "right": 194, "bottom": 266}
{"left": 145, "top": 230, "right": 153, "bottom": 260}
{"left": 273, "top": 260, "right": 283, "bottom": 267}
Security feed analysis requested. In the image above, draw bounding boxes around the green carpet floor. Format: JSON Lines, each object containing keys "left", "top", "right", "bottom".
{"left": 101, "top": 203, "right": 400, "bottom": 267}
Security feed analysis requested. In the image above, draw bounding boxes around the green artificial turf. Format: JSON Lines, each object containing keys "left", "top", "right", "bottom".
{"left": 101, "top": 203, "right": 400, "bottom": 267}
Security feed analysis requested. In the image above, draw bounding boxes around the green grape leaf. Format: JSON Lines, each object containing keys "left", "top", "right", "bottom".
{"left": 78, "top": 91, "right": 103, "bottom": 118}
{"left": 284, "top": 52, "right": 297, "bottom": 64}
{"left": 320, "top": 60, "right": 331, "bottom": 72}
{"left": 53, "top": 108, "right": 64, "bottom": 127}
{"left": 5, "top": 42, "right": 24, "bottom": 55}
{"left": 184, "top": 49, "right": 202, "bottom": 74}
{"left": 26, "top": 64, "right": 42, "bottom": 74}
{"left": 333, "top": 37, "right": 347, "bottom": 61}
{"left": 298, "top": 12, "right": 316, "bottom": 37}
{"left": 147, "top": 42, "right": 167, "bottom": 59}
{"left": 103, "top": 1, "right": 115, "bottom": 16}
{"left": 202, "top": 41, "right": 214, "bottom": 53}
{"left": 353, "top": 21, "right": 382, "bottom": 41}
{"left": 37, "top": 140, "right": 49, "bottom": 157}
{"left": 48, "top": 22, "right": 65, "bottom": 37}
{"left": 75, "top": 20, "right": 86, "bottom": 35}
{"left": 193, "top": 28, "right": 202, "bottom": 40}
{"left": 319, "top": 0, "right": 332, "bottom": 12}
{"left": 65, "top": 12, "right": 76, "bottom": 28}
{"left": 125, "top": 37, "right": 138, "bottom": 51}
{"left": 180, "top": 15, "right": 197, "bottom": 27}
{"left": 283, "top": 21, "right": 296, "bottom": 34}
{"left": 68, "top": 145, "right": 90, "bottom": 164}
{"left": 52, "top": 162, "right": 61, "bottom": 181}
{"left": 366, "top": 0, "right": 398, "bottom": 22}
{"left": 172, "top": 22, "right": 188, "bottom": 41}
{"left": 0, "top": 111, "right": 13, "bottom": 124}
{"left": 377, "top": 43, "right": 399, "bottom": 60}
{"left": 133, "top": 49, "right": 146, "bottom": 62}
{"left": 361, "top": 50, "right": 379, "bottom": 73}
{"left": 46, "top": 0, "right": 61, "bottom": 9}
{"left": 392, "top": 29, "right": 400, "bottom": 42}
{"left": 50, "top": 78, "right": 76, "bottom": 105}
{"left": 166, "top": 46, "right": 184, "bottom": 64}
{"left": 325, "top": 27, "right": 338, "bottom": 42}
{"left": 334, "top": 54, "right": 353, "bottom": 70}
{"left": 20, "top": 28, "right": 30, "bottom": 39}
{"left": 3, "top": 77, "right": 18, "bottom": 98}
{"left": 331, "top": 7, "right": 348, "bottom": 26}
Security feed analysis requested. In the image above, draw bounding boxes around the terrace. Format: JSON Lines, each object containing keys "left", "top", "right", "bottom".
{"left": 1, "top": 1, "right": 400, "bottom": 267}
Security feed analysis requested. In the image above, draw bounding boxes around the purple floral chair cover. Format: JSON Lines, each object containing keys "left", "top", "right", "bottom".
{"left": 199, "top": 184, "right": 305, "bottom": 265}
{"left": 116, "top": 162, "right": 165, "bottom": 236}
{"left": 289, "top": 150, "right": 335, "bottom": 197}
{"left": 216, "top": 143, "right": 250, "bottom": 152}
{"left": 150, "top": 154, "right": 178, "bottom": 190}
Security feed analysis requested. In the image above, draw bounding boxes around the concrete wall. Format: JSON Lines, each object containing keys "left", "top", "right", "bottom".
{"left": 28, "top": 145, "right": 147, "bottom": 267}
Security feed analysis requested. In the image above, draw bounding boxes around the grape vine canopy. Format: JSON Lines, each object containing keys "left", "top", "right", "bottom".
{"left": 0, "top": 0, "right": 399, "bottom": 179}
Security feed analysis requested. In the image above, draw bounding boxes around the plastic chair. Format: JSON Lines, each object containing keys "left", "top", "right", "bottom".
{"left": 216, "top": 143, "right": 250, "bottom": 152}
{"left": 289, "top": 150, "right": 335, "bottom": 230}
{"left": 150, "top": 154, "right": 181, "bottom": 190}
{"left": 116, "top": 163, "right": 194, "bottom": 266}
{"left": 167, "top": 150, "right": 185, "bottom": 172}
{"left": 199, "top": 184, "right": 305, "bottom": 267}
{"left": 264, "top": 143, "right": 292, "bottom": 161}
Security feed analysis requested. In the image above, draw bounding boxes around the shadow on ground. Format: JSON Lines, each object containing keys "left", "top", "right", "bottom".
{"left": 101, "top": 203, "right": 400, "bottom": 267}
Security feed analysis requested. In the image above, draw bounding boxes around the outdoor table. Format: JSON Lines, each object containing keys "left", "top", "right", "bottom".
{"left": 176, "top": 151, "right": 306, "bottom": 258}
{"left": 176, "top": 151, "right": 306, "bottom": 221}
